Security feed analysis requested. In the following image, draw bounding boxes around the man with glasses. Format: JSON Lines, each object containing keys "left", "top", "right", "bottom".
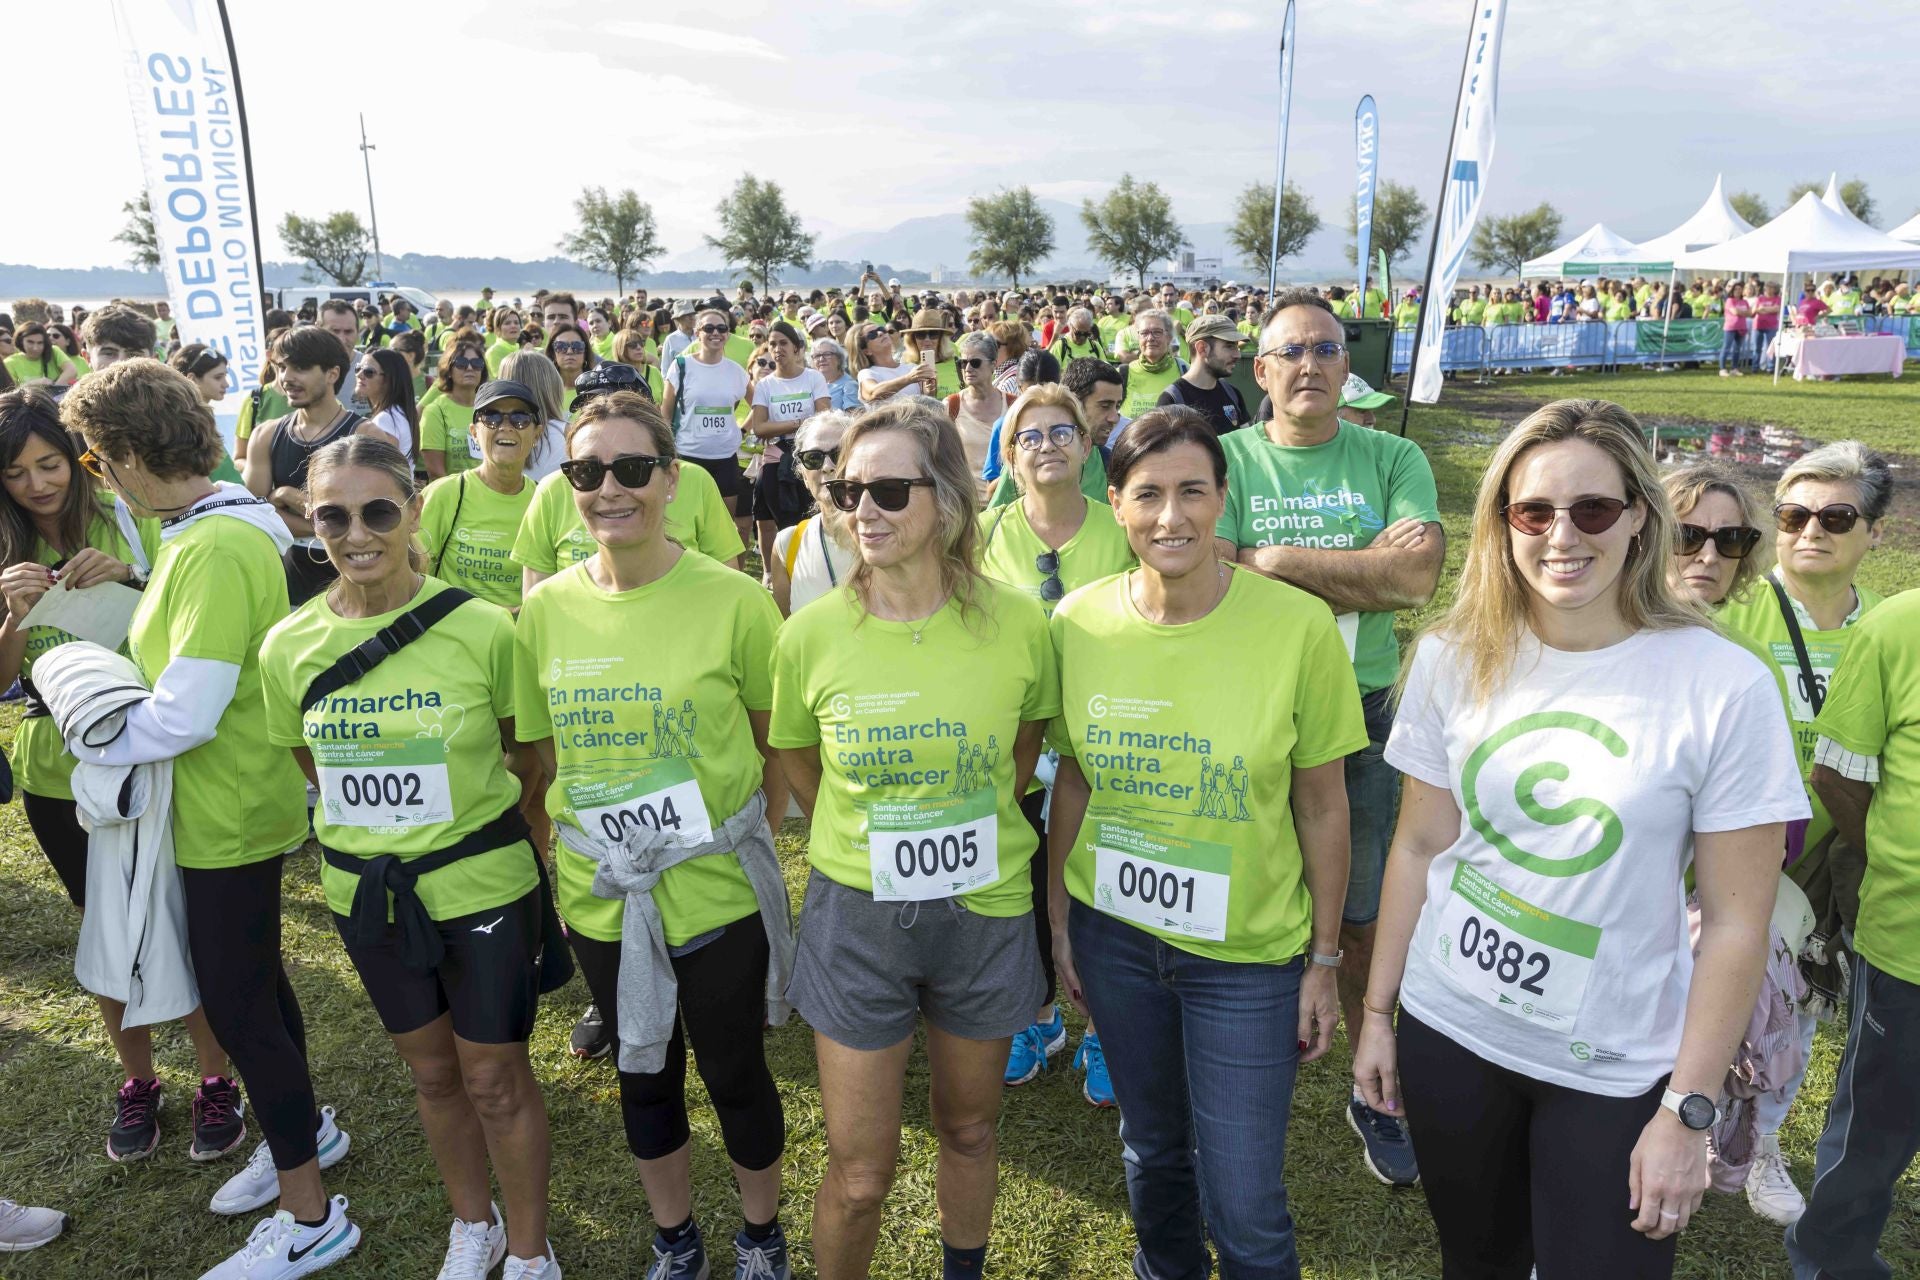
{"left": 1213, "top": 287, "right": 1442, "bottom": 1190}
{"left": 1158, "top": 315, "right": 1251, "bottom": 438}
{"left": 661, "top": 309, "right": 753, "bottom": 549}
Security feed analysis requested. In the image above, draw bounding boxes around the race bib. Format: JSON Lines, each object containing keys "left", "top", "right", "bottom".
{"left": 1334, "top": 611, "right": 1361, "bottom": 661}
{"left": 1430, "top": 862, "right": 1599, "bottom": 1028}
{"left": 767, "top": 392, "right": 812, "bottom": 424}
{"left": 569, "top": 757, "right": 714, "bottom": 848}
{"left": 315, "top": 738, "right": 453, "bottom": 828}
{"left": 1772, "top": 644, "right": 1838, "bottom": 724}
{"left": 467, "top": 430, "right": 483, "bottom": 460}
{"left": 866, "top": 789, "right": 999, "bottom": 901}
{"left": 1091, "top": 820, "right": 1232, "bottom": 940}
{"left": 685, "top": 406, "right": 735, "bottom": 439}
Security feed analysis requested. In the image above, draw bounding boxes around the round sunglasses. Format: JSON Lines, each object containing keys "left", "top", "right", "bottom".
{"left": 1774, "top": 502, "right": 1861, "bottom": 536}
{"left": 560, "top": 453, "right": 670, "bottom": 492}
{"left": 1675, "top": 524, "right": 1762, "bottom": 559}
{"left": 1014, "top": 423, "right": 1080, "bottom": 452}
{"left": 1500, "top": 497, "right": 1631, "bottom": 537}
{"left": 824, "top": 477, "right": 936, "bottom": 513}
{"left": 312, "top": 498, "right": 406, "bottom": 540}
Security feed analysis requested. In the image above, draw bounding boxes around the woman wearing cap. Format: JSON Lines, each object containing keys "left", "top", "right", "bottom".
{"left": 852, "top": 322, "right": 927, "bottom": 405}
{"left": 59, "top": 359, "right": 361, "bottom": 1279}
{"left": 810, "top": 338, "right": 860, "bottom": 413}
{"left": 260, "top": 435, "right": 560, "bottom": 1280}
{"left": 746, "top": 321, "right": 832, "bottom": 573}
{"left": 516, "top": 391, "right": 795, "bottom": 1280}
{"left": 419, "top": 380, "right": 544, "bottom": 613}
{"left": 422, "top": 337, "right": 488, "bottom": 480}
{"left": 544, "top": 322, "right": 597, "bottom": 413}
{"left": 496, "top": 354, "right": 570, "bottom": 481}
{"left": 1352, "top": 400, "right": 1805, "bottom": 1277}
{"left": 771, "top": 399, "right": 1058, "bottom": 1280}
{"left": 1048, "top": 407, "right": 1360, "bottom": 1275}
{"left": 946, "top": 333, "right": 1010, "bottom": 500}
{"left": 976, "top": 385, "right": 1134, "bottom": 1101}
{"left": 767, "top": 410, "right": 856, "bottom": 617}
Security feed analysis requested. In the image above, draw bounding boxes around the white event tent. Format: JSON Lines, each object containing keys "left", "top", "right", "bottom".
{"left": 1889, "top": 210, "right": 1920, "bottom": 244}
{"left": 1626, "top": 175, "right": 1755, "bottom": 263}
{"left": 1520, "top": 223, "right": 1646, "bottom": 277}
{"left": 1820, "top": 174, "right": 1871, "bottom": 227}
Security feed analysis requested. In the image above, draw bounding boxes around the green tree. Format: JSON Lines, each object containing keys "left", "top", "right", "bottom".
{"left": 1227, "top": 181, "right": 1321, "bottom": 271}
{"left": 279, "top": 211, "right": 372, "bottom": 285}
{"left": 1471, "top": 202, "right": 1566, "bottom": 277}
{"left": 1728, "top": 190, "right": 1771, "bottom": 226}
{"left": 1345, "top": 180, "right": 1428, "bottom": 268}
{"left": 1787, "top": 178, "right": 1876, "bottom": 224}
{"left": 558, "top": 187, "right": 663, "bottom": 297}
{"left": 114, "top": 193, "right": 160, "bottom": 272}
{"left": 1081, "top": 174, "right": 1187, "bottom": 286}
{"left": 704, "top": 174, "right": 816, "bottom": 294}
{"left": 965, "top": 186, "right": 1055, "bottom": 287}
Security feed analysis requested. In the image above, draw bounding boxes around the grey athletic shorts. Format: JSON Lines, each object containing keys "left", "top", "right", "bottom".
{"left": 788, "top": 870, "right": 1045, "bottom": 1051}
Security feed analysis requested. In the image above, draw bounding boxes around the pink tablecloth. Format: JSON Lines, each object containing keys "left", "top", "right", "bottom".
{"left": 1784, "top": 333, "right": 1906, "bottom": 380}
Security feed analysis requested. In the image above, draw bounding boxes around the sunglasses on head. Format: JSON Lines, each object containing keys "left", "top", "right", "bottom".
{"left": 1500, "top": 497, "right": 1631, "bottom": 536}
{"left": 1015, "top": 423, "right": 1080, "bottom": 452}
{"left": 451, "top": 356, "right": 486, "bottom": 371}
{"left": 1676, "top": 524, "right": 1762, "bottom": 559}
{"left": 312, "top": 498, "right": 406, "bottom": 539}
{"left": 559, "top": 453, "right": 669, "bottom": 493}
{"left": 796, "top": 446, "right": 840, "bottom": 471}
{"left": 1774, "top": 502, "right": 1861, "bottom": 536}
{"left": 824, "top": 477, "right": 936, "bottom": 513}
{"left": 475, "top": 408, "right": 538, "bottom": 429}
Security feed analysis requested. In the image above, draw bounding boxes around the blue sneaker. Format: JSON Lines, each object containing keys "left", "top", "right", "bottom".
{"left": 646, "top": 1222, "right": 710, "bottom": 1280}
{"left": 732, "top": 1223, "right": 791, "bottom": 1279}
{"left": 1072, "top": 1032, "right": 1115, "bottom": 1107}
{"left": 1347, "top": 1097, "right": 1419, "bottom": 1187}
{"left": 1004, "top": 1008, "right": 1067, "bottom": 1086}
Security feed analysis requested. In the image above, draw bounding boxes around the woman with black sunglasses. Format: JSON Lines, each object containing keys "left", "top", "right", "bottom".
{"left": 767, "top": 410, "right": 856, "bottom": 617}
{"left": 1713, "top": 440, "right": 1893, "bottom": 1227}
{"left": 1662, "top": 461, "right": 1768, "bottom": 612}
{"left": 1352, "top": 400, "right": 1804, "bottom": 1279}
{"left": 421, "top": 338, "right": 488, "bottom": 480}
{"left": 544, "top": 321, "right": 596, "bottom": 414}
{"left": 260, "top": 434, "right": 560, "bottom": 1280}
{"left": 515, "top": 391, "right": 796, "bottom": 1280}
{"left": 354, "top": 348, "right": 421, "bottom": 472}
{"left": 770, "top": 399, "right": 1058, "bottom": 1280}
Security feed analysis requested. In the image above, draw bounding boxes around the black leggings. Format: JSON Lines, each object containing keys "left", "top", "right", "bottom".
{"left": 181, "top": 855, "right": 319, "bottom": 1170}
{"left": 23, "top": 791, "right": 87, "bottom": 909}
{"left": 1021, "top": 788, "right": 1057, "bottom": 1010}
{"left": 570, "top": 914, "right": 784, "bottom": 1170}
{"left": 1398, "top": 1011, "right": 1678, "bottom": 1279}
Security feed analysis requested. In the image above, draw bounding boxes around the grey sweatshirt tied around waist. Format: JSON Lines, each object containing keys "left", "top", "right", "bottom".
{"left": 569, "top": 788, "right": 794, "bottom": 1075}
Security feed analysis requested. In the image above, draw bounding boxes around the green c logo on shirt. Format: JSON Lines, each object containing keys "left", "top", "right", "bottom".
{"left": 1460, "top": 712, "right": 1628, "bottom": 878}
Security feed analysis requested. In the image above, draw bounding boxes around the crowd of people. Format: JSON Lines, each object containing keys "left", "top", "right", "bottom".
{"left": 0, "top": 278, "right": 1912, "bottom": 1280}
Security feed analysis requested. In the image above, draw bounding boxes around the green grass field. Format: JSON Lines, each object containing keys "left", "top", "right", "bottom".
{"left": 0, "top": 366, "right": 1915, "bottom": 1278}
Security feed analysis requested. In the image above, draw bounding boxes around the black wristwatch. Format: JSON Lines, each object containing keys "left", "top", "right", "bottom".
{"left": 1660, "top": 1088, "right": 1717, "bottom": 1131}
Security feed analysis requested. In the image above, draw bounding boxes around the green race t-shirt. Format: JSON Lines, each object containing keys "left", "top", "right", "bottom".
{"left": 259, "top": 578, "right": 534, "bottom": 921}
{"left": 1810, "top": 589, "right": 1920, "bottom": 984}
{"left": 770, "top": 579, "right": 1061, "bottom": 915}
{"left": 1048, "top": 568, "right": 1366, "bottom": 962}
{"left": 514, "top": 554, "right": 772, "bottom": 944}
{"left": 510, "top": 463, "right": 745, "bottom": 576}
{"left": 129, "top": 516, "right": 308, "bottom": 867}
{"left": 11, "top": 500, "right": 160, "bottom": 799}
{"left": 1120, "top": 358, "right": 1183, "bottom": 421}
{"left": 420, "top": 398, "right": 480, "bottom": 474}
{"left": 975, "top": 498, "right": 1135, "bottom": 617}
{"left": 420, "top": 471, "right": 536, "bottom": 610}
{"left": 1214, "top": 421, "right": 1440, "bottom": 695}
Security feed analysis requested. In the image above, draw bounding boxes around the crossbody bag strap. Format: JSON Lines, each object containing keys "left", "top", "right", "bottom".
{"left": 301, "top": 586, "right": 476, "bottom": 713}
{"left": 431, "top": 474, "right": 468, "bottom": 575}
{"left": 1768, "top": 576, "right": 1825, "bottom": 717}
{"left": 818, "top": 515, "right": 838, "bottom": 586}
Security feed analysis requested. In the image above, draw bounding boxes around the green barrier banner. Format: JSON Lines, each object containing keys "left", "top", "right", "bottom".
{"left": 1634, "top": 318, "right": 1723, "bottom": 356}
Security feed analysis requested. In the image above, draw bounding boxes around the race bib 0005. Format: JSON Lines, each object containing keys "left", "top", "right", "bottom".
{"left": 867, "top": 789, "right": 999, "bottom": 901}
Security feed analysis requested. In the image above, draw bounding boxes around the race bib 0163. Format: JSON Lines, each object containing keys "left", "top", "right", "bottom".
{"left": 1430, "top": 862, "right": 1599, "bottom": 1028}
{"left": 568, "top": 757, "right": 714, "bottom": 848}
{"left": 866, "top": 789, "right": 999, "bottom": 901}
{"left": 1091, "top": 820, "right": 1232, "bottom": 939}
{"left": 315, "top": 737, "right": 453, "bottom": 829}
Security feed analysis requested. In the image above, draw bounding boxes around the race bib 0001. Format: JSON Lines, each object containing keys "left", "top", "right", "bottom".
{"left": 315, "top": 737, "right": 453, "bottom": 828}
{"left": 1430, "top": 862, "right": 1599, "bottom": 1028}
{"left": 569, "top": 757, "right": 714, "bottom": 848}
{"left": 867, "top": 789, "right": 999, "bottom": 901}
{"left": 1091, "top": 820, "right": 1232, "bottom": 940}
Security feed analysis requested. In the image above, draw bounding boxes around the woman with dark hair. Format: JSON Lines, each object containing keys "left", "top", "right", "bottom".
{"left": 4, "top": 323, "right": 78, "bottom": 388}
{"left": 353, "top": 348, "right": 421, "bottom": 468}
{"left": 0, "top": 387, "right": 248, "bottom": 1165}
{"left": 544, "top": 322, "right": 597, "bottom": 414}
{"left": 46, "top": 324, "right": 90, "bottom": 379}
{"left": 422, "top": 337, "right": 488, "bottom": 480}
{"left": 170, "top": 343, "right": 232, "bottom": 407}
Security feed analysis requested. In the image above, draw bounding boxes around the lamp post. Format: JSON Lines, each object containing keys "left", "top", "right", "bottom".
{"left": 359, "top": 112, "right": 384, "bottom": 278}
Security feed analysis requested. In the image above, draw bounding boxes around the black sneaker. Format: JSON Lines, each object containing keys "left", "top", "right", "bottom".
{"left": 1348, "top": 1097, "right": 1419, "bottom": 1187}
{"left": 190, "top": 1075, "right": 247, "bottom": 1161}
{"left": 108, "top": 1077, "right": 162, "bottom": 1162}
{"left": 570, "top": 1003, "right": 612, "bottom": 1059}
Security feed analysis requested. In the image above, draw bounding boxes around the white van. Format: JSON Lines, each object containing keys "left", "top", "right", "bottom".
{"left": 272, "top": 281, "right": 439, "bottom": 316}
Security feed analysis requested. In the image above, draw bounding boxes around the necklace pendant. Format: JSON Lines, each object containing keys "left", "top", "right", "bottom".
{"left": 912, "top": 632, "right": 922, "bottom": 645}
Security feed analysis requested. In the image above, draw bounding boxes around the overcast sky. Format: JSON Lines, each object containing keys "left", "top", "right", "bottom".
{"left": 6, "top": 0, "right": 1916, "bottom": 270}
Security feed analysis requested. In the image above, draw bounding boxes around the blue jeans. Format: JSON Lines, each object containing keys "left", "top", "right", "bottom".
{"left": 1070, "top": 900, "right": 1304, "bottom": 1280}
{"left": 1719, "top": 329, "right": 1746, "bottom": 369}
{"left": 1342, "top": 687, "right": 1399, "bottom": 926}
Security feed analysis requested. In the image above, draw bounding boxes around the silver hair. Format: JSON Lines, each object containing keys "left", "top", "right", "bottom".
{"left": 1777, "top": 440, "right": 1894, "bottom": 522}
{"left": 1134, "top": 308, "right": 1172, "bottom": 333}
{"left": 795, "top": 409, "right": 854, "bottom": 451}
{"left": 958, "top": 331, "right": 999, "bottom": 361}
{"left": 810, "top": 336, "right": 849, "bottom": 373}
{"left": 1067, "top": 305, "right": 1095, "bottom": 328}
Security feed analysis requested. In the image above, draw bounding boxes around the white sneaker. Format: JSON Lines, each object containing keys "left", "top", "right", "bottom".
{"left": 210, "top": 1106, "right": 352, "bottom": 1216}
{"left": 0, "top": 1199, "right": 69, "bottom": 1251}
{"left": 503, "top": 1241, "right": 562, "bottom": 1279}
{"left": 437, "top": 1203, "right": 506, "bottom": 1280}
{"left": 1746, "top": 1131, "right": 1806, "bottom": 1225}
{"left": 198, "top": 1194, "right": 360, "bottom": 1279}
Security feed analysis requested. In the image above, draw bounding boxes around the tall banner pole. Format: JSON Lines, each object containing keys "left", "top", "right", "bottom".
{"left": 1401, "top": 0, "right": 1510, "bottom": 435}
{"left": 110, "top": 0, "right": 267, "bottom": 453}
{"left": 1354, "top": 95, "right": 1378, "bottom": 317}
{"left": 1266, "top": 0, "right": 1297, "bottom": 298}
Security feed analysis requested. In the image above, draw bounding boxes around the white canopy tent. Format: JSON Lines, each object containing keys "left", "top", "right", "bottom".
{"left": 1890, "top": 210, "right": 1920, "bottom": 244}
{"left": 1520, "top": 223, "right": 1648, "bottom": 277}
{"left": 1626, "top": 175, "right": 1756, "bottom": 262}
{"left": 1820, "top": 174, "right": 1872, "bottom": 228}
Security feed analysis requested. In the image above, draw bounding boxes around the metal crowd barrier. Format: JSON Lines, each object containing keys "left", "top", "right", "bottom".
{"left": 1387, "top": 316, "right": 1919, "bottom": 377}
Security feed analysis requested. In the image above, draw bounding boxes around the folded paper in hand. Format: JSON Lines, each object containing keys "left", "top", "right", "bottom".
{"left": 20, "top": 581, "right": 143, "bottom": 651}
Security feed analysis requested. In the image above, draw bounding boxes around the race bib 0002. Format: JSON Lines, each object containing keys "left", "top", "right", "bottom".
{"left": 1430, "top": 862, "right": 1599, "bottom": 1028}
{"left": 867, "top": 789, "right": 999, "bottom": 901}
{"left": 1091, "top": 820, "right": 1232, "bottom": 940}
{"left": 569, "top": 757, "right": 714, "bottom": 848}
{"left": 315, "top": 737, "right": 453, "bottom": 828}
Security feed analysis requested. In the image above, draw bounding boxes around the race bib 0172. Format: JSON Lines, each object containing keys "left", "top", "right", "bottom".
{"left": 315, "top": 737, "right": 453, "bottom": 829}
{"left": 867, "top": 789, "right": 999, "bottom": 901}
{"left": 1091, "top": 820, "right": 1232, "bottom": 940}
{"left": 1430, "top": 862, "right": 1599, "bottom": 1028}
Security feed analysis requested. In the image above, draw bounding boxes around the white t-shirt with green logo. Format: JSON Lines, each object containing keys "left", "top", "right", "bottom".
{"left": 1048, "top": 568, "right": 1367, "bottom": 963}
{"left": 664, "top": 354, "right": 749, "bottom": 460}
{"left": 750, "top": 367, "right": 830, "bottom": 433}
{"left": 260, "top": 578, "right": 535, "bottom": 921}
{"left": 1387, "top": 626, "right": 1807, "bottom": 1095}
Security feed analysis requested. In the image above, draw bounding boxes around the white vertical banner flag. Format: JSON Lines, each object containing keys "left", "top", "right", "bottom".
{"left": 1265, "top": 0, "right": 1297, "bottom": 298}
{"left": 1410, "top": 0, "right": 1509, "bottom": 404}
{"left": 1353, "top": 96, "right": 1378, "bottom": 313}
{"left": 110, "top": 0, "right": 265, "bottom": 448}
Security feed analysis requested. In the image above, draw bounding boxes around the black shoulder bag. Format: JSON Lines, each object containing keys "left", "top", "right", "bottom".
{"left": 1767, "top": 577, "right": 1826, "bottom": 717}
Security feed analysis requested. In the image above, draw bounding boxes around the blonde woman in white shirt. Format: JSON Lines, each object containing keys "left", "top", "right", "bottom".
{"left": 1352, "top": 399, "right": 1806, "bottom": 1279}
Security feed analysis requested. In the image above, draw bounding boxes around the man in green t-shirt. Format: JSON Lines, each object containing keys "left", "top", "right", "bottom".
{"left": 1214, "top": 287, "right": 1443, "bottom": 1187}
{"left": 1791, "top": 589, "right": 1920, "bottom": 1278}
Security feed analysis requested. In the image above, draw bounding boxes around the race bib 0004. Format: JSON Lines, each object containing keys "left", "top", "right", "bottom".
{"left": 569, "top": 757, "right": 714, "bottom": 848}
{"left": 1430, "top": 862, "right": 1599, "bottom": 1028}
{"left": 315, "top": 737, "right": 453, "bottom": 828}
{"left": 1091, "top": 820, "right": 1232, "bottom": 940}
{"left": 867, "top": 789, "right": 999, "bottom": 901}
